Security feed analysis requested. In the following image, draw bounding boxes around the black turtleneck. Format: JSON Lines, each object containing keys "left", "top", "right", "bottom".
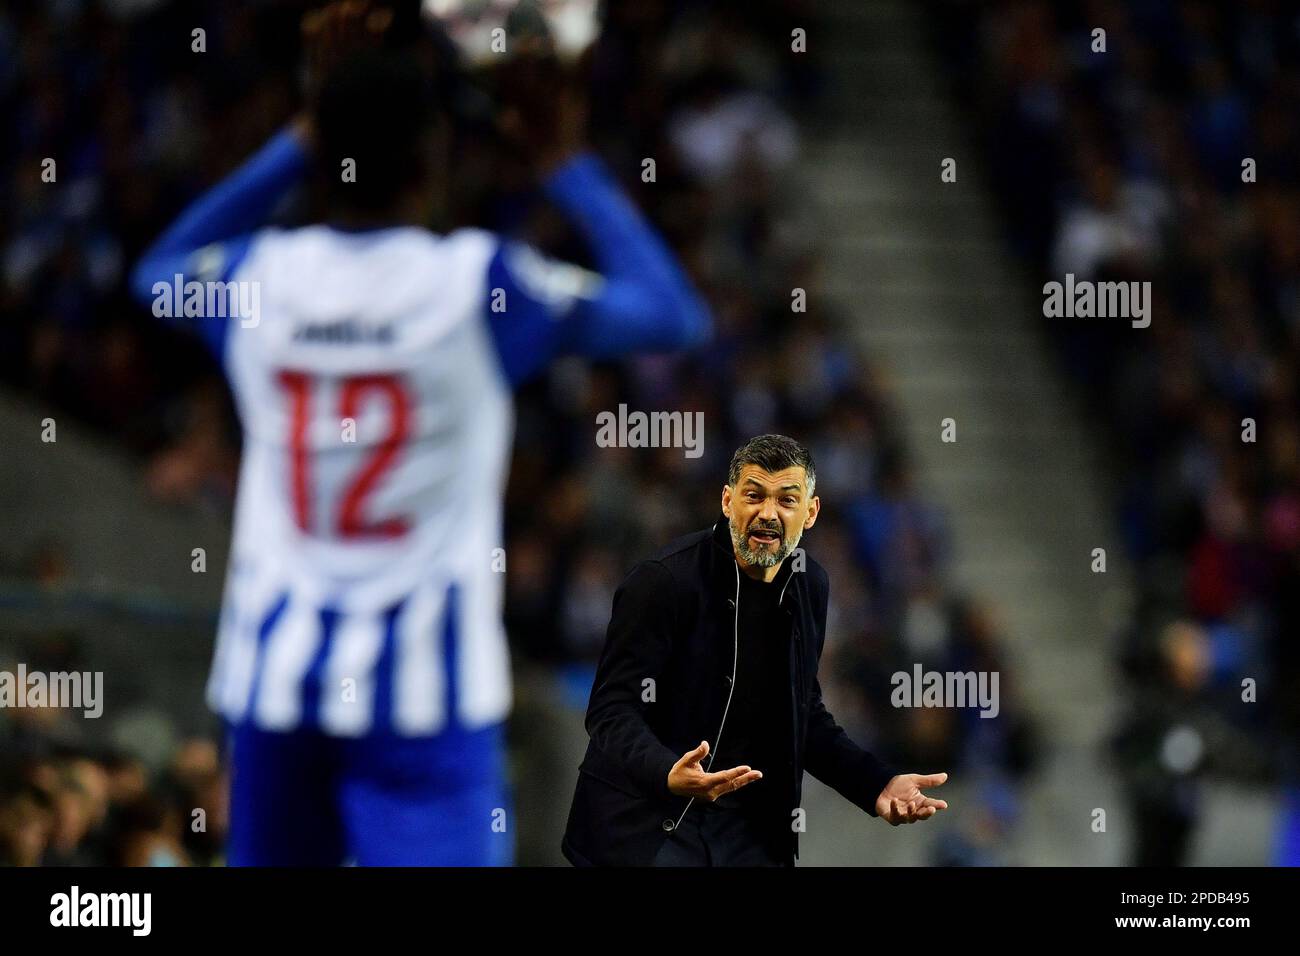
{"left": 709, "top": 559, "right": 794, "bottom": 819}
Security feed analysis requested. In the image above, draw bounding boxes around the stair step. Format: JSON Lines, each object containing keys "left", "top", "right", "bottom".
{"left": 795, "top": 0, "right": 1130, "bottom": 868}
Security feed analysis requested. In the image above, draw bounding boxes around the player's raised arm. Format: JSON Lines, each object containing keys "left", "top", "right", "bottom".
{"left": 127, "top": 125, "right": 310, "bottom": 351}
{"left": 127, "top": 1, "right": 390, "bottom": 354}
{"left": 543, "top": 151, "right": 713, "bottom": 353}
{"left": 484, "top": 50, "right": 713, "bottom": 386}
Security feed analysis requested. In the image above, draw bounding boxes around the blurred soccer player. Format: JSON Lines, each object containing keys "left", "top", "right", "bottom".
{"left": 129, "top": 2, "right": 710, "bottom": 865}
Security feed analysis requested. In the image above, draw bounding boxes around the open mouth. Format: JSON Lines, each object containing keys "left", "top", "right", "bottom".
{"left": 748, "top": 528, "right": 781, "bottom": 546}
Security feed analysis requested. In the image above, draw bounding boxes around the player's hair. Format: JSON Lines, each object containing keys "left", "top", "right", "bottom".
{"left": 315, "top": 49, "right": 438, "bottom": 216}
{"left": 727, "top": 434, "right": 816, "bottom": 497}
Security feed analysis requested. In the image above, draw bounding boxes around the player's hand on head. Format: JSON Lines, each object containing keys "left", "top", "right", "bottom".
{"left": 666, "top": 740, "right": 763, "bottom": 800}
{"left": 297, "top": 0, "right": 395, "bottom": 141}
{"left": 875, "top": 772, "right": 950, "bottom": 826}
{"left": 494, "top": 39, "right": 588, "bottom": 176}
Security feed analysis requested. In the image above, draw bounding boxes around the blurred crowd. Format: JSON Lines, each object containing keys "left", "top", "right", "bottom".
{"left": 0, "top": 628, "right": 226, "bottom": 866}
{"left": 0, "top": 733, "right": 227, "bottom": 867}
{"left": 0, "top": 0, "right": 1037, "bottom": 865}
{"left": 948, "top": 0, "right": 1300, "bottom": 864}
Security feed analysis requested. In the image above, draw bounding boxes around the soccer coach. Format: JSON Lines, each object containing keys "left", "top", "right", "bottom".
{"left": 562, "top": 435, "right": 949, "bottom": 866}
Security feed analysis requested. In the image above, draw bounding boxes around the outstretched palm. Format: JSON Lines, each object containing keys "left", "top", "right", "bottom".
{"left": 875, "top": 772, "right": 949, "bottom": 826}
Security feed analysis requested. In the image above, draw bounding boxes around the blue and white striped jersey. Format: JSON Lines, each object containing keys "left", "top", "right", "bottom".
{"left": 210, "top": 225, "right": 512, "bottom": 735}
{"left": 132, "top": 130, "right": 711, "bottom": 737}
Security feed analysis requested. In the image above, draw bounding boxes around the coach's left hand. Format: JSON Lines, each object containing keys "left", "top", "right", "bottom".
{"left": 875, "top": 772, "right": 949, "bottom": 826}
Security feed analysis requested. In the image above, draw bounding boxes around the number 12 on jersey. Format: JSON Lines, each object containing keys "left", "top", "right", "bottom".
{"left": 278, "top": 370, "right": 413, "bottom": 540}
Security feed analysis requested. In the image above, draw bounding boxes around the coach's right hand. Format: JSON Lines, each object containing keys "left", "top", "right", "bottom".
{"left": 667, "top": 741, "right": 762, "bottom": 800}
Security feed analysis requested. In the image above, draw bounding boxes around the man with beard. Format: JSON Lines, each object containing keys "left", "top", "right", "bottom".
{"left": 562, "top": 434, "right": 949, "bottom": 866}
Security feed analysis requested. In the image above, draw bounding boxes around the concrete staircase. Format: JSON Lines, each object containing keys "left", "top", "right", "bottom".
{"left": 795, "top": 0, "right": 1132, "bottom": 865}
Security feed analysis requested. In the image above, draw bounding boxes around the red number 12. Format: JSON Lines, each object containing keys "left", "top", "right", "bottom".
{"left": 278, "top": 371, "right": 412, "bottom": 539}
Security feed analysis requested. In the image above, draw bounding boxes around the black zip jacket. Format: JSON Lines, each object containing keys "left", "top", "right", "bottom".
{"left": 561, "top": 514, "right": 898, "bottom": 866}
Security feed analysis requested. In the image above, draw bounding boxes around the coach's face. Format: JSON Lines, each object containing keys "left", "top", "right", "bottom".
{"left": 722, "top": 464, "right": 820, "bottom": 581}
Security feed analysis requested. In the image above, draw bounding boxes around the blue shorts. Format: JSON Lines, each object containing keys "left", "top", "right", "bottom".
{"left": 225, "top": 720, "right": 513, "bottom": 866}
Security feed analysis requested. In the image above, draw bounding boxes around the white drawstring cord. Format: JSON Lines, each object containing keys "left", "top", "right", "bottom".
{"left": 671, "top": 561, "right": 741, "bottom": 831}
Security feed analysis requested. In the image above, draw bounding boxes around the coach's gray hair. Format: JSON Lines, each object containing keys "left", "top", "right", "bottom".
{"left": 727, "top": 434, "right": 816, "bottom": 497}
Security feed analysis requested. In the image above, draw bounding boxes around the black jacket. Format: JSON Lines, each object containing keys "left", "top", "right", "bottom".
{"left": 561, "top": 514, "right": 898, "bottom": 866}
